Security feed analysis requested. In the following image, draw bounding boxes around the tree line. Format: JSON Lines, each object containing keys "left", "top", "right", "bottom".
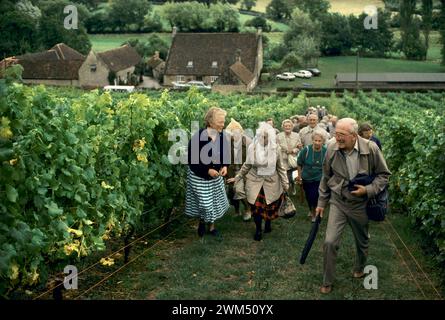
{"left": 265, "top": 0, "right": 445, "bottom": 63}
{"left": 3, "top": 0, "right": 445, "bottom": 67}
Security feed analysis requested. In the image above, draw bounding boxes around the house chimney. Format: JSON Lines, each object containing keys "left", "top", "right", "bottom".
{"left": 154, "top": 51, "right": 159, "bottom": 59}
{"left": 172, "top": 26, "right": 177, "bottom": 38}
{"left": 257, "top": 27, "right": 262, "bottom": 36}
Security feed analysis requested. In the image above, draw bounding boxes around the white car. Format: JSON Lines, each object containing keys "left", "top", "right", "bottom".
{"left": 103, "top": 85, "right": 135, "bottom": 93}
{"left": 172, "top": 81, "right": 190, "bottom": 89}
{"left": 293, "top": 70, "right": 312, "bottom": 78}
{"left": 187, "top": 80, "right": 211, "bottom": 90}
{"left": 276, "top": 72, "right": 296, "bottom": 81}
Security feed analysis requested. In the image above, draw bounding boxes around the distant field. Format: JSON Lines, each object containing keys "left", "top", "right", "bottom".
{"left": 259, "top": 55, "right": 445, "bottom": 89}
{"left": 329, "top": 0, "right": 384, "bottom": 15}
{"left": 89, "top": 33, "right": 172, "bottom": 52}
{"left": 246, "top": 0, "right": 384, "bottom": 15}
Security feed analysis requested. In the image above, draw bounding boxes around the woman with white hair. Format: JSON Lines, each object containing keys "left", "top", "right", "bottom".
{"left": 227, "top": 122, "right": 289, "bottom": 241}
{"left": 277, "top": 119, "right": 303, "bottom": 195}
{"left": 296, "top": 130, "right": 327, "bottom": 222}
{"left": 186, "top": 107, "right": 230, "bottom": 238}
{"left": 225, "top": 118, "right": 252, "bottom": 222}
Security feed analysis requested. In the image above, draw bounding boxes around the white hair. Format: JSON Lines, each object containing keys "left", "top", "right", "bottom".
{"left": 312, "top": 130, "right": 327, "bottom": 143}
{"left": 281, "top": 119, "right": 293, "bottom": 128}
{"left": 337, "top": 118, "right": 358, "bottom": 134}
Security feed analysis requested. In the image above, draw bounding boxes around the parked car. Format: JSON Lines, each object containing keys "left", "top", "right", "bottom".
{"left": 187, "top": 80, "right": 211, "bottom": 90}
{"left": 276, "top": 72, "right": 296, "bottom": 81}
{"left": 293, "top": 70, "right": 312, "bottom": 78}
{"left": 307, "top": 68, "right": 321, "bottom": 77}
{"left": 103, "top": 85, "right": 135, "bottom": 93}
{"left": 172, "top": 81, "right": 190, "bottom": 90}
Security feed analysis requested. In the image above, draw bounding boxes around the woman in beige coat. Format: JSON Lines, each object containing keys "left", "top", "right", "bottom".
{"left": 277, "top": 119, "right": 303, "bottom": 195}
{"left": 228, "top": 122, "right": 289, "bottom": 241}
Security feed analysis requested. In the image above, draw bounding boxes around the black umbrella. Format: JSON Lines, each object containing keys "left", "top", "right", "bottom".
{"left": 299, "top": 215, "right": 322, "bottom": 265}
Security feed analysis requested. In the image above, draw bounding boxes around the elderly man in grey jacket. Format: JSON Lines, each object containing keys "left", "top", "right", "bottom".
{"left": 315, "top": 118, "right": 391, "bottom": 294}
{"left": 299, "top": 113, "right": 330, "bottom": 147}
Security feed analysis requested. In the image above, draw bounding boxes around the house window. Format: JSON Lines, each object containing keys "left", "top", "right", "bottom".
{"left": 90, "top": 64, "right": 97, "bottom": 72}
{"left": 212, "top": 61, "right": 218, "bottom": 68}
{"left": 176, "top": 75, "right": 185, "bottom": 82}
{"left": 187, "top": 61, "right": 193, "bottom": 68}
{"left": 210, "top": 76, "right": 218, "bottom": 83}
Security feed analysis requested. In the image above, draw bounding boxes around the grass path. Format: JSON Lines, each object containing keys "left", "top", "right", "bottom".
{"left": 80, "top": 193, "right": 443, "bottom": 300}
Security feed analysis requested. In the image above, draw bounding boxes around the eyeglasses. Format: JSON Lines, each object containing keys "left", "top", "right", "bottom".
{"left": 335, "top": 132, "right": 352, "bottom": 138}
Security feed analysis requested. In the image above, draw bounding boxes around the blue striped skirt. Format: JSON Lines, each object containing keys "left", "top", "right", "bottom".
{"left": 185, "top": 168, "right": 229, "bottom": 223}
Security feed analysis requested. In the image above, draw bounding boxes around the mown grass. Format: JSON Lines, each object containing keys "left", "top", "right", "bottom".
{"left": 82, "top": 192, "right": 443, "bottom": 300}
{"left": 88, "top": 33, "right": 173, "bottom": 52}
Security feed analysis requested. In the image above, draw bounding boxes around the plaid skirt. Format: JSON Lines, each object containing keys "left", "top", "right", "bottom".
{"left": 185, "top": 168, "right": 229, "bottom": 223}
{"left": 251, "top": 187, "right": 285, "bottom": 221}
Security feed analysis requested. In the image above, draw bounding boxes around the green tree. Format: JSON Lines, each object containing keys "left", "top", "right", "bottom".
{"left": 244, "top": 16, "right": 271, "bottom": 32}
{"left": 281, "top": 52, "right": 301, "bottom": 70}
{"left": 241, "top": 0, "right": 257, "bottom": 11}
{"left": 422, "top": 0, "right": 433, "bottom": 57}
{"left": 123, "top": 35, "right": 169, "bottom": 60}
{"left": 283, "top": 8, "right": 321, "bottom": 47}
{"left": 294, "top": 0, "right": 331, "bottom": 21}
{"left": 283, "top": 8, "right": 321, "bottom": 67}
{"left": 162, "top": 1, "right": 210, "bottom": 31}
{"left": 38, "top": 0, "right": 92, "bottom": 55}
{"left": 143, "top": 10, "right": 163, "bottom": 32}
{"left": 383, "top": 0, "right": 401, "bottom": 12}
{"left": 292, "top": 36, "right": 320, "bottom": 67}
{"left": 75, "top": 0, "right": 103, "bottom": 10}
{"left": 266, "top": 43, "right": 288, "bottom": 62}
{"left": 109, "top": 0, "right": 151, "bottom": 32}
{"left": 209, "top": 3, "right": 240, "bottom": 32}
{"left": 85, "top": 4, "right": 111, "bottom": 33}
{"left": 320, "top": 13, "right": 353, "bottom": 56}
{"left": 440, "top": 0, "right": 445, "bottom": 64}
{"left": 266, "top": 0, "right": 293, "bottom": 21}
{"left": 0, "top": 0, "right": 42, "bottom": 57}
{"left": 400, "top": 0, "right": 427, "bottom": 60}
{"left": 349, "top": 9, "right": 395, "bottom": 57}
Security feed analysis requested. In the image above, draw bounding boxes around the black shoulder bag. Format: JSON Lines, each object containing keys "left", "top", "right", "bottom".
{"left": 347, "top": 144, "right": 389, "bottom": 222}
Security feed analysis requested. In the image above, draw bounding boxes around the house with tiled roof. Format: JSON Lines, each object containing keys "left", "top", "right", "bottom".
{"left": 163, "top": 28, "right": 263, "bottom": 92}
{"left": 1, "top": 43, "right": 142, "bottom": 88}
{"left": 79, "top": 44, "right": 141, "bottom": 88}
{"left": 0, "top": 43, "right": 85, "bottom": 86}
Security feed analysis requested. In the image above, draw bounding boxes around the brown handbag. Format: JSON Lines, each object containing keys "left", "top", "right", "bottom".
{"left": 279, "top": 193, "right": 297, "bottom": 219}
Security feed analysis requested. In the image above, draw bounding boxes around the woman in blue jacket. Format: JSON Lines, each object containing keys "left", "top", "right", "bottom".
{"left": 185, "top": 107, "right": 230, "bottom": 238}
